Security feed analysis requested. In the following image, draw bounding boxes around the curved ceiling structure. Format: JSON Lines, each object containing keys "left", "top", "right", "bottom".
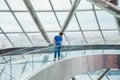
{"left": 0, "top": 0, "right": 120, "bottom": 49}
{"left": 0, "top": 0, "right": 120, "bottom": 80}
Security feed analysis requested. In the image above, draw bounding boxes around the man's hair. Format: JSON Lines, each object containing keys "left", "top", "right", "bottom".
{"left": 59, "top": 32, "right": 63, "bottom": 36}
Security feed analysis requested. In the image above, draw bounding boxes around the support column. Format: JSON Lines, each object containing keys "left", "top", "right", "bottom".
{"left": 61, "top": 0, "right": 80, "bottom": 33}
{"left": 23, "top": 0, "right": 51, "bottom": 44}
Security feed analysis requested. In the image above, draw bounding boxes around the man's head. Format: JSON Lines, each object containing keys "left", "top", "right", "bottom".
{"left": 59, "top": 32, "right": 63, "bottom": 36}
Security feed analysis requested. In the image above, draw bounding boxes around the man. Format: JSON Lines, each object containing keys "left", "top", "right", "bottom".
{"left": 53, "top": 32, "right": 63, "bottom": 61}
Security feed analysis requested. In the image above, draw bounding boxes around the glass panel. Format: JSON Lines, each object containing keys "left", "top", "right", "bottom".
{"left": 56, "top": 12, "right": 68, "bottom": 26}
{"left": 107, "top": 69, "right": 120, "bottom": 80}
{"left": 30, "top": 0, "right": 52, "bottom": 10}
{"left": 0, "top": 0, "right": 9, "bottom": 10}
{"left": 68, "top": 50, "right": 85, "bottom": 58}
{"left": 0, "top": 65, "right": 11, "bottom": 80}
{"left": 103, "top": 50, "right": 120, "bottom": 54}
{"left": 6, "top": 0, "right": 27, "bottom": 11}
{"left": 76, "top": 11, "right": 99, "bottom": 30}
{"left": 65, "top": 32, "right": 85, "bottom": 45}
{"left": 108, "top": 75, "right": 120, "bottom": 80}
{"left": 14, "top": 12, "right": 39, "bottom": 32}
{"left": 102, "top": 31, "right": 120, "bottom": 44}
{"left": 84, "top": 31, "right": 104, "bottom": 44}
{"left": 1, "top": 48, "right": 120, "bottom": 80}
{"left": 85, "top": 50, "right": 103, "bottom": 55}
{"left": 0, "top": 12, "right": 22, "bottom": 32}
{"left": 11, "top": 56, "right": 33, "bottom": 80}
{"left": 75, "top": 73, "right": 91, "bottom": 80}
{"left": 11, "top": 63, "right": 27, "bottom": 80}
{"left": 96, "top": 11, "right": 117, "bottom": 29}
{"left": 37, "top": 12, "right": 60, "bottom": 31}
{"left": 77, "top": 0, "right": 92, "bottom": 10}
{"left": 47, "top": 32, "right": 68, "bottom": 45}
{"left": 118, "top": 0, "right": 120, "bottom": 7}
{"left": 46, "top": 32, "right": 56, "bottom": 42}
{"left": 27, "top": 33, "right": 48, "bottom": 46}
{"left": 51, "top": 0, "right": 71, "bottom": 10}
{"left": 0, "top": 34, "right": 12, "bottom": 49}
{"left": 89, "top": 70, "right": 103, "bottom": 80}
{"left": 66, "top": 16, "right": 80, "bottom": 31}
{"left": 10, "top": 53, "right": 53, "bottom": 80}
{"left": 7, "top": 33, "right": 32, "bottom": 47}
{"left": 95, "top": 5, "right": 101, "bottom": 9}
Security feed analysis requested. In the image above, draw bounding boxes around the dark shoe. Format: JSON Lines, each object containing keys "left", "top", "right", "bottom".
{"left": 53, "top": 58, "right": 56, "bottom": 61}
{"left": 58, "top": 58, "right": 61, "bottom": 60}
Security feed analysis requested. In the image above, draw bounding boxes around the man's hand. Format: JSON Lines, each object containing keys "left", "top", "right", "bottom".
{"left": 49, "top": 42, "right": 55, "bottom": 46}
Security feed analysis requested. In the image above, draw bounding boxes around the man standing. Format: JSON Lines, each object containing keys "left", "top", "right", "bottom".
{"left": 53, "top": 32, "right": 63, "bottom": 61}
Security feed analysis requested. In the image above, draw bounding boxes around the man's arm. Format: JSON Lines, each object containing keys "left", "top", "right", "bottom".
{"left": 53, "top": 37, "right": 56, "bottom": 45}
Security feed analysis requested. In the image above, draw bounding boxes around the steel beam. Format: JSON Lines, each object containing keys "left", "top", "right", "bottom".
{"left": 48, "top": 0, "right": 70, "bottom": 44}
{"left": 87, "top": 72, "right": 94, "bottom": 80}
{"left": 98, "top": 68, "right": 110, "bottom": 80}
{"left": 0, "top": 66, "right": 5, "bottom": 77}
{"left": 69, "top": 0, "right": 88, "bottom": 44}
{"left": 87, "top": 0, "right": 120, "bottom": 18}
{"left": 18, "top": 60, "right": 28, "bottom": 79}
{"left": 92, "top": 5, "right": 106, "bottom": 44}
{"left": 23, "top": 0, "right": 51, "bottom": 44}
{"left": 115, "top": 18, "right": 120, "bottom": 35}
{"left": 0, "top": 9, "right": 103, "bottom": 13}
{"left": 61, "top": 0, "right": 81, "bottom": 33}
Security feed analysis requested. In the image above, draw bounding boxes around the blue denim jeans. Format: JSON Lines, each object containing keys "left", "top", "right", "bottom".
{"left": 54, "top": 45, "right": 61, "bottom": 59}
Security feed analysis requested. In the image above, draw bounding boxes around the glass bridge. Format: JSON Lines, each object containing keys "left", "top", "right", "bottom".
{"left": 0, "top": 45, "right": 120, "bottom": 80}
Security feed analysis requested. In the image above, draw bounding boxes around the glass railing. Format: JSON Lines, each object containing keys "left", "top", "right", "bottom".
{"left": 0, "top": 45, "right": 62, "bottom": 80}
{"left": 0, "top": 45, "right": 120, "bottom": 80}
